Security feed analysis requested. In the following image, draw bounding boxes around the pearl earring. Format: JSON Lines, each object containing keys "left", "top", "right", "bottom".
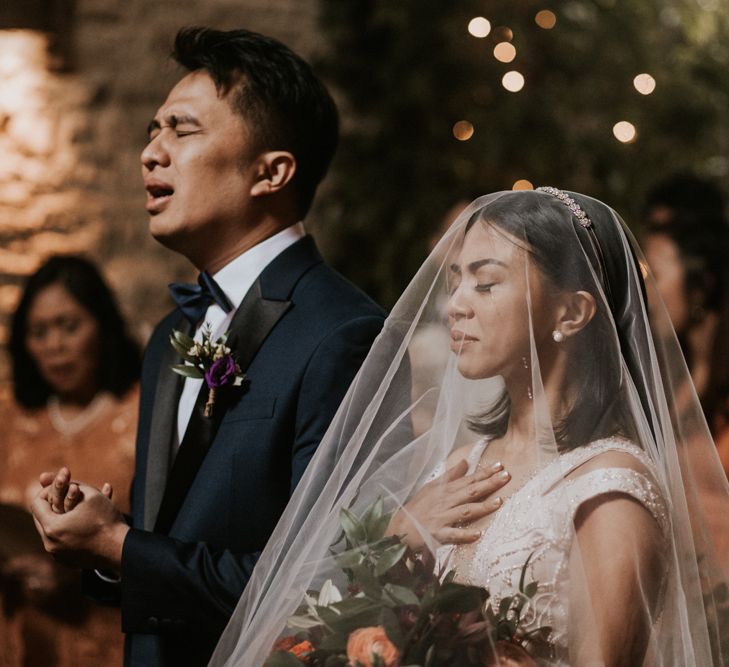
{"left": 552, "top": 330, "right": 564, "bottom": 343}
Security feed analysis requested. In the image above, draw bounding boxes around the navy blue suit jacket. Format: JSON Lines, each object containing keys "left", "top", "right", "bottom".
{"left": 105, "top": 236, "right": 384, "bottom": 666}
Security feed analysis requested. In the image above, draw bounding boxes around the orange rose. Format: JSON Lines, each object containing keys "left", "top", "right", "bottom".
{"left": 346, "top": 626, "right": 400, "bottom": 667}
{"left": 271, "top": 636, "right": 298, "bottom": 652}
{"left": 290, "top": 640, "right": 314, "bottom": 660}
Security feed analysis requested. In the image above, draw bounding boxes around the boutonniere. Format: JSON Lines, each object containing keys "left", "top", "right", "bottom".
{"left": 169, "top": 325, "right": 246, "bottom": 417}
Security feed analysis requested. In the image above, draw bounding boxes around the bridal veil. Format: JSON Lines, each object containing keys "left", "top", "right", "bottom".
{"left": 211, "top": 190, "right": 729, "bottom": 666}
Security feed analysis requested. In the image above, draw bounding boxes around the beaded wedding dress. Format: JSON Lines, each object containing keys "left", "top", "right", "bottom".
{"left": 212, "top": 190, "right": 729, "bottom": 666}
{"left": 432, "top": 436, "right": 669, "bottom": 663}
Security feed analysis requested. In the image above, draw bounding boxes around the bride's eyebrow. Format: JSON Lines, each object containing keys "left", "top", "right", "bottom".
{"left": 468, "top": 258, "right": 508, "bottom": 272}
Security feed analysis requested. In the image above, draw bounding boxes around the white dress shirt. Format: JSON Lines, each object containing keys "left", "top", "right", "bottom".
{"left": 175, "top": 223, "right": 306, "bottom": 445}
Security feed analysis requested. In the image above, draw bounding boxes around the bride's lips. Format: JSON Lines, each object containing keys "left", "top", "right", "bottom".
{"left": 145, "top": 179, "right": 175, "bottom": 214}
{"left": 450, "top": 329, "right": 478, "bottom": 352}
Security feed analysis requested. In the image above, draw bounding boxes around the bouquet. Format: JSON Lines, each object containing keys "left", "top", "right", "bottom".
{"left": 266, "top": 498, "right": 552, "bottom": 667}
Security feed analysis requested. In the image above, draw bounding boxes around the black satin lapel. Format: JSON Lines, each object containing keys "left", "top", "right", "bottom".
{"left": 143, "top": 317, "right": 188, "bottom": 531}
{"left": 226, "top": 279, "right": 292, "bottom": 371}
{"left": 153, "top": 280, "right": 291, "bottom": 534}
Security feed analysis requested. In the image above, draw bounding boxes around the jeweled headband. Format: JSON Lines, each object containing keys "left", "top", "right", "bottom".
{"left": 536, "top": 186, "right": 615, "bottom": 312}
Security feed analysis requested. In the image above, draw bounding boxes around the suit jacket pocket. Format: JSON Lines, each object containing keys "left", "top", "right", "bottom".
{"left": 223, "top": 396, "right": 276, "bottom": 422}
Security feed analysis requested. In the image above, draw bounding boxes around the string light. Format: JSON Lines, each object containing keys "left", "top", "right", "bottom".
{"left": 492, "top": 26, "right": 514, "bottom": 42}
{"left": 453, "top": 120, "right": 475, "bottom": 141}
{"left": 513, "top": 179, "right": 534, "bottom": 190}
{"left": 494, "top": 42, "right": 516, "bottom": 63}
{"left": 535, "top": 10, "right": 557, "bottom": 29}
{"left": 613, "top": 121, "right": 637, "bottom": 143}
{"left": 468, "top": 17, "right": 491, "bottom": 38}
{"left": 502, "top": 71, "right": 525, "bottom": 93}
{"left": 633, "top": 73, "right": 656, "bottom": 95}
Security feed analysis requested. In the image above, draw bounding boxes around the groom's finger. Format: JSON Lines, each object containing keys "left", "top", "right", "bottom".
{"left": 63, "top": 483, "right": 83, "bottom": 512}
{"left": 39, "top": 472, "right": 56, "bottom": 488}
{"left": 47, "top": 467, "right": 71, "bottom": 514}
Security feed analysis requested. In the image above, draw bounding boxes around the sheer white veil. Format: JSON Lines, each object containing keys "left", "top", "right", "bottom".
{"left": 211, "top": 190, "right": 729, "bottom": 666}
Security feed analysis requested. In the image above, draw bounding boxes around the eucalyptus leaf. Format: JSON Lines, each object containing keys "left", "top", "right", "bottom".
{"left": 170, "top": 364, "right": 205, "bottom": 379}
{"left": 287, "top": 615, "right": 324, "bottom": 630}
{"left": 335, "top": 548, "right": 365, "bottom": 569}
{"left": 383, "top": 583, "right": 420, "bottom": 607}
{"left": 169, "top": 335, "right": 191, "bottom": 358}
{"left": 340, "top": 508, "right": 367, "bottom": 546}
{"left": 524, "top": 581, "right": 539, "bottom": 598}
{"left": 375, "top": 543, "right": 407, "bottom": 576}
{"left": 172, "top": 329, "right": 195, "bottom": 348}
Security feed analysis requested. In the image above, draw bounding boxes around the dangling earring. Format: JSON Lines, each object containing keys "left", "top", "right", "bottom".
{"left": 522, "top": 356, "right": 533, "bottom": 399}
{"left": 552, "top": 330, "right": 564, "bottom": 343}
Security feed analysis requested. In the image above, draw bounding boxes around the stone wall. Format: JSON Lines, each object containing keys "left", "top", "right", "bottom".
{"left": 0, "top": 0, "right": 321, "bottom": 382}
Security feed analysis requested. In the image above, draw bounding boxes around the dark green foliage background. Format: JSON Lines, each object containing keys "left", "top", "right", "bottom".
{"left": 312, "top": 0, "right": 729, "bottom": 307}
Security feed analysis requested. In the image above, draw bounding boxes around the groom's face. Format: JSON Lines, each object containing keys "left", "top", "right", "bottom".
{"left": 141, "top": 71, "right": 260, "bottom": 259}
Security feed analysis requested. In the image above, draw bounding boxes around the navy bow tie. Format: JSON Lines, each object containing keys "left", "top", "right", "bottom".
{"left": 168, "top": 271, "right": 233, "bottom": 325}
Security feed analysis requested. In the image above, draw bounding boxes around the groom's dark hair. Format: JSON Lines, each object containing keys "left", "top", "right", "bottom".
{"left": 173, "top": 26, "right": 339, "bottom": 219}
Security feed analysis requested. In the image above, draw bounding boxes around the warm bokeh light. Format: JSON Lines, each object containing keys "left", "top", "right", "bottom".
{"left": 492, "top": 26, "right": 514, "bottom": 42}
{"left": 535, "top": 10, "right": 557, "bottom": 29}
{"left": 512, "top": 179, "right": 534, "bottom": 190}
{"left": 468, "top": 17, "right": 492, "bottom": 38}
{"left": 453, "top": 120, "right": 475, "bottom": 141}
{"left": 633, "top": 73, "right": 656, "bottom": 95}
{"left": 502, "top": 71, "right": 525, "bottom": 93}
{"left": 493, "top": 42, "right": 516, "bottom": 63}
{"left": 613, "top": 121, "right": 637, "bottom": 143}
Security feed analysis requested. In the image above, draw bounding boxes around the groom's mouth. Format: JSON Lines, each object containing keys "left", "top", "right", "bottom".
{"left": 145, "top": 180, "right": 175, "bottom": 214}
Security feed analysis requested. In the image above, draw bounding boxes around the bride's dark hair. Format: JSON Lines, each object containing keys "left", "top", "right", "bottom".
{"left": 465, "top": 190, "right": 646, "bottom": 450}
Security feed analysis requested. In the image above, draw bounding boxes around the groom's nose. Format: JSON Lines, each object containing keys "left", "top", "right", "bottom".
{"left": 141, "top": 132, "right": 171, "bottom": 172}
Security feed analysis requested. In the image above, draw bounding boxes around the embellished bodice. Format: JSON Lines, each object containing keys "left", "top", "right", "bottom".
{"left": 431, "top": 437, "right": 669, "bottom": 662}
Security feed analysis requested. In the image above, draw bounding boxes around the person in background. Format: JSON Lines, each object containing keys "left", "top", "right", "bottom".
{"left": 642, "top": 174, "right": 729, "bottom": 475}
{"left": 0, "top": 255, "right": 140, "bottom": 667}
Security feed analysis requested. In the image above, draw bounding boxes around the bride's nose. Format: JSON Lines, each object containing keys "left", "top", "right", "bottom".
{"left": 447, "top": 287, "right": 472, "bottom": 321}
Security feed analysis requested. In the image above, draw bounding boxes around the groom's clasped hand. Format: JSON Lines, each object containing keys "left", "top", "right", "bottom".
{"left": 31, "top": 467, "right": 128, "bottom": 571}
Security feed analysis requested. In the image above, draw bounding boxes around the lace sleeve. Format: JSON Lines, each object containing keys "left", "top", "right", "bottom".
{"left": 561, "top": 467, "right": 670, "bottom": 536}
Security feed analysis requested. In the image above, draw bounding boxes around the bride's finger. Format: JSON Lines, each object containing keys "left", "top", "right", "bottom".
{"left": 449, "top": 469, "right": 510, "bottom": 507}
{"left": 439, "top": 458, "right": 469, "bottom": 484}
{"left": 436, "top": 526, "right": 483, "bottom": 545}
{"left": 442, "top": 497, "right": 504, "bottom": 527}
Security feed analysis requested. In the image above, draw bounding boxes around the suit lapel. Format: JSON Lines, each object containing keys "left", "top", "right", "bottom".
{"left": 143, "top": 316, "right": 189, "bottom": 531}
{"left": 152, "top": 279, "right": 292, "bottom": 534}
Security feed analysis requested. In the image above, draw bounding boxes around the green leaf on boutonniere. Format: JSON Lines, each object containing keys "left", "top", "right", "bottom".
{"left": 172, "top": 329, "right": 195, "bottom": 348}
{"left": 170, "top": 364, "right": 205, "bottom": 379}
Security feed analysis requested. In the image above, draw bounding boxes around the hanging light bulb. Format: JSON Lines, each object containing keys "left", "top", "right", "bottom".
{"left": 453, "top": 120, "right": 475, "bottom": 141}
{"left": 502, "top": 71, "right": 525, "bottom": 92}
{"left": 468, "top": 17, "right": 491, "bottom": 38}
{"left": 613, "top": 121, "right": 637, "bottom": 143}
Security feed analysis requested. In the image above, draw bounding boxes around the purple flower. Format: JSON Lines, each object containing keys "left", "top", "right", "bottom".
{"left": 205, "top": 355, "right": 237, "bottom": 388}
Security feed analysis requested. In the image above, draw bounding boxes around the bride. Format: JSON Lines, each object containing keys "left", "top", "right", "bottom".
{"left": 211, "top": 189, "right": 729, "bottom": 666}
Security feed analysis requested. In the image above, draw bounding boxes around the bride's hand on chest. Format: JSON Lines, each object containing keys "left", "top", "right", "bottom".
{"left": 385, "top": 451, "right": 510, "bottom": 552}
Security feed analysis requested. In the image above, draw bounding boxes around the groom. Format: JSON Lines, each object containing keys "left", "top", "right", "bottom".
{"left": 31, "top": 27, "right": 385, "bottom": 666}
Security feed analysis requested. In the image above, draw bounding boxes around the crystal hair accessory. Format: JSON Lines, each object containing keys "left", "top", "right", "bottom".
{"left": 537, "top": 185, "right": 616, "bottom": 314}
{"left": 536, "top": 186, "right": 593, "bottom": 229}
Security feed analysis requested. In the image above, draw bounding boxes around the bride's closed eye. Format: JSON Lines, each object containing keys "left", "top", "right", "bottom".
{"left": 476, "top": 283, "right": 495, "bottom": 293}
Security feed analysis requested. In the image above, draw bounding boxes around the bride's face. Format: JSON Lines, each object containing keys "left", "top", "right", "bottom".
{"left": 447, "top": 221, "right": 555, "bottom": 380}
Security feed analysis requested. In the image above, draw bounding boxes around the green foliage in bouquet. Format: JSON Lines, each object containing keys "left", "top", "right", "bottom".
{"left": 266, "top": 498, "right": 552, "bottom": 667}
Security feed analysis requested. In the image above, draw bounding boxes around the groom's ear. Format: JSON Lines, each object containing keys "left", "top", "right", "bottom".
{"left": 250, "top": 151, "right": 297, "bottom": 197}
{"left": 555, "top": 290, "right": 597, "bottom": 338}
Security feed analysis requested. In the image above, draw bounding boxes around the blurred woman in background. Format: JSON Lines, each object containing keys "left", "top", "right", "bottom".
{"left": 642, "top": 174, "right": 729, "bottom": 475}
{"left": 0, "top": 255, "right": 140, "bottom": 667}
